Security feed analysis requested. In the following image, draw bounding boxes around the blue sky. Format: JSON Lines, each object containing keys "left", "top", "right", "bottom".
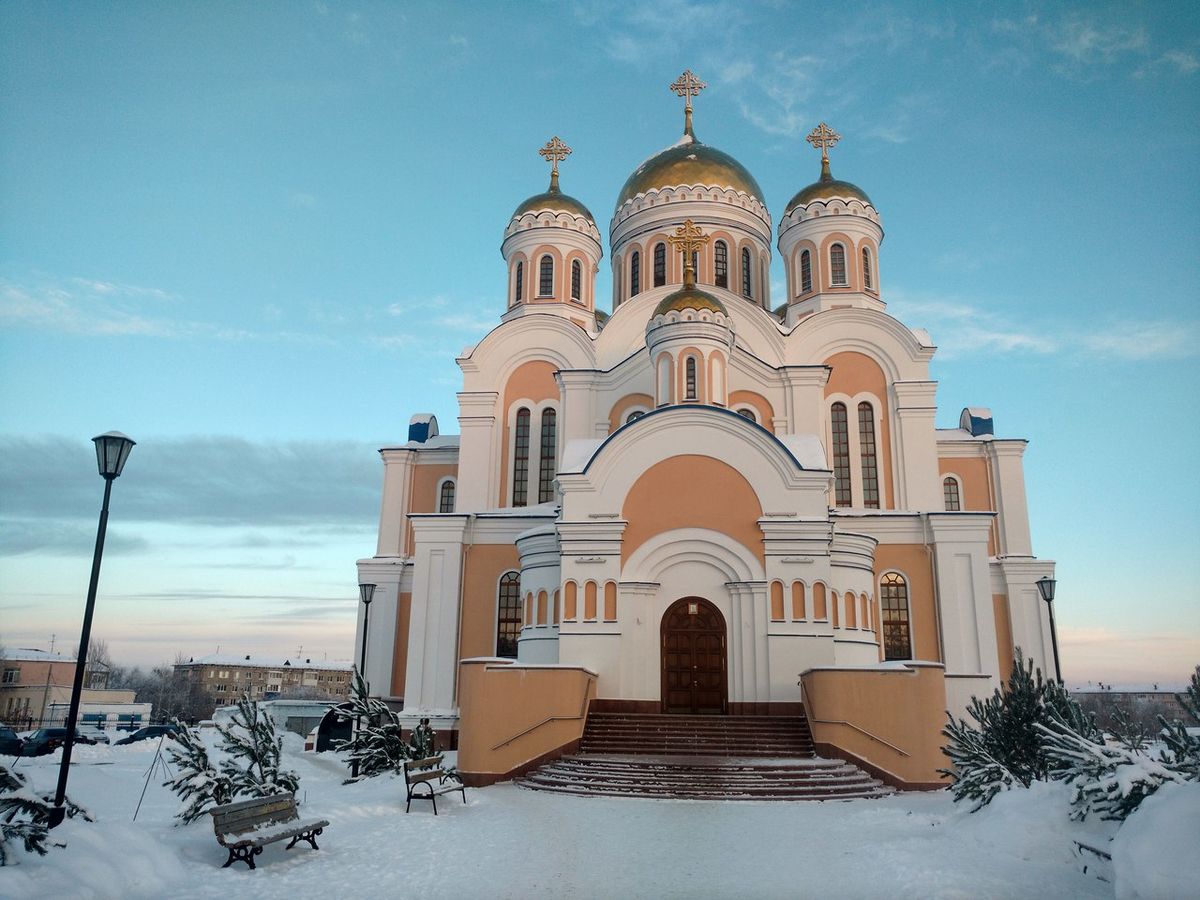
{"left": 1, "top": 1, "right": 1197, "bottom": 681}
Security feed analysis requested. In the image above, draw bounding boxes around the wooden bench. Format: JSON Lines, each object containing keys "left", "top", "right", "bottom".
{"left": 403, "top": 754, "right": 467, "bottom": 814}
{"left": 208, "top": 793, "right": 329, "bottom": 870}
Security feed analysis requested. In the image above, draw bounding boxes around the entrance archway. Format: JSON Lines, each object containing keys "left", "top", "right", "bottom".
{"left": 660, "top": 597, "right": 727, "bottom": 714}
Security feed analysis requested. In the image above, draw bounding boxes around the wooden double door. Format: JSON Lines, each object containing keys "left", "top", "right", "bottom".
{"left": 660, "top": 597, "right": 727, "bottom": 715}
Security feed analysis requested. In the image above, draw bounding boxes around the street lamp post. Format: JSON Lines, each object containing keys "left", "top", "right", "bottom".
{"left": 350, "top": 583, "right": 376, "bottom": 779}
{"left": 49, "top": 431, "right": 135, "bottom": 828}
{"left": 1036, "top": 575, "right": 1062, "bottom": 685}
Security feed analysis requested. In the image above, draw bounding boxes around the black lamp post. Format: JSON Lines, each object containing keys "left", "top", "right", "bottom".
{"left": 50, "top": 431, "right": 135, "bottom": 828}
{"left": 350, "top": 583, "right": 376, "bottom": 778}
{"left": 1036, "top": 575, "right": 1062, "bottom": 685}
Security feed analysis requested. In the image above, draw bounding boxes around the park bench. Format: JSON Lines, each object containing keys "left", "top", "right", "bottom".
{"left": 208, "top": 793, "right": 329, "bottom": 870}
{"left": 403, "top": 754, "right": 467, "bottom": 814}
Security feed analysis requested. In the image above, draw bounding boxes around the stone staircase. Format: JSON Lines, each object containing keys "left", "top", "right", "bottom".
{"left": 515, "top": 711, "right": 893, "bottom": 801}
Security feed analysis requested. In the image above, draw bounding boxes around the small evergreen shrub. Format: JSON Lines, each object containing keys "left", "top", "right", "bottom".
{"left": 0, "top": 760, "right": 91, "bottom": 865}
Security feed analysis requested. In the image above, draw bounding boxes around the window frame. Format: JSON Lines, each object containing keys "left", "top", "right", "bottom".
{"left": 684, "top": 356, "right": 698, "bottom": 400}
{"left": 879, "top": 571, "right": 913, "bottom": 661}
{"left": 741, "top": 247, "right": 752, "bottom": 298}
{"left": 830, "top": 243, "right": 847, "bottom": 287}
{"left": 437, "top": 478, "right": 456, "bottom": 513}
{"left": 513, "top": 260, "right": 523, "bottom": 305}
{"left": 629, "top": 250, "right": 641, "bottom": 298}
{"left": 570, "top": 259, "right": 582, "bottom": 302}
{"left": 511, "top": 407, "right": 531, "bottom": 506}
{"left": 800, "top": 249, "right": 812, "bottom": 294}
{"left": 538, "top": 254, "right": 554, "bottom": 297}
{"left": 496, "top": 571, "right": 522, "bottom": 658}
{"left": 943, "top": 475, "right": 962, "bottom": 512}
{"left": 862, "top": 246, "right": 873, "bottom": 291}
{"left": 653, "top": 242, "right": 666, "bottom": 287}
{"left": 537, "top": 408, "right": 557, "bottom": 504}
{"left": 830, "top": 402, "right": 852, "bottom": 507}
{"left": 714, "top": 240, "right": 728, "bottom": 289}
{"left": 858, "top": 401, "right": 880, "bottom": 509}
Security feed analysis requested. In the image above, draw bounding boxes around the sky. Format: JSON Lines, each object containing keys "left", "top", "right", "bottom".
{"left": 1, "top": 1, "right": 1197, "bottom": 682}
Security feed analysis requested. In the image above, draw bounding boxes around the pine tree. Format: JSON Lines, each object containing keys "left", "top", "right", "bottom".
{"left": 163, "top": 722, "right": 234, "bottom": 824}
{"left": 217, "top": 695, "right": 300, "bottom": 798}
{"left": 1158, "top": 666, "right": 1200, "bottom": 780}
{"left": 336, "top": 672, "right": 413, "bottom": 777}
{"left": 1, "top": 760, "right": 91, "bottom": 865}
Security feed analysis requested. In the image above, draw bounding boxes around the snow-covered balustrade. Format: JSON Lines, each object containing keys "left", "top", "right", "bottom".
{"left": 456, "top": 658, "right": 597, "bottom": 786}
{"left": 800, "top": 661, "right": 949, "bottom": 789}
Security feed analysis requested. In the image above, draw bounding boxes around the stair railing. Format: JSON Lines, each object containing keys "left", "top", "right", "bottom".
{"left": 806, "top": 717, "right": 910, "bottom": 758}
{"left": 490, "top": 688, "right": 592, "bottom": 752}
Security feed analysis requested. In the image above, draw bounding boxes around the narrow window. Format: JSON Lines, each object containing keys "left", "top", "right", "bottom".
{"left": 496, "top": 572, "right": 522, "bottom": 658}
{"left": 862, "top": 247, "right": 873, "bottom": 291}
{"left": 690, "top": 250, "right": 698, "bottom": 276}
{"left": 538, "top": 255, "right": 554, "bottom": 297}
{"left": 538, "top": 408, "right": 557, "bottom": 504}
{"left": 741, "top": 247, "right": 752, "bottom": 298}
{"left": 880, "top": 573, "right": 912, "bottom": 660}
{"left": 858, "top": 401, "right": 880, "bottom": 508}
{"left": 570, "top": 260, "right": 582, "bottom": 302}
{"left": 438, "top": 479, "right": 455, "bottom": 513}
{"left": 653, "top": 243, "right": 666, "bottom": 287}
{"left": 512, "top": 407, "right": 530, "bottom": 506}
{"left": 714, "top": 241, "right": 728, "bottom": 288}
{"left": 685, "top": 357, "right": 697, "bottom": 400}
{"left": 736, "top": 408, "right": 756, "bottom": 423}
{"left": 513, "top": 261, "right": 523, "bottom": 305}
{"left": 630, "top": 251, "right": 641, "bottom": 297}
{"left": 831, "top": 402, "right": 852, "bottom": 507}
{"left": 943, "top": 477, "right": 961, "bottom": 511}
{"left": 800, "top": 249, "right": 812, "bottom": 293}
{"left": 831, "top": 244, "right": 847, "bottom": 286}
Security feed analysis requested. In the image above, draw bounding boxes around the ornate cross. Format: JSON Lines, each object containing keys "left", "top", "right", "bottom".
{"left": 670, "top": 69, "right": 707, "bottom": 135}
{"left": 806, "top": 122, "right": 841, "bottom": 163}
{"left": 538, "top": 136, "right": 572, "bottom": 190}
{"left": 667, "top": 219, "right": 710, "bottom": 287}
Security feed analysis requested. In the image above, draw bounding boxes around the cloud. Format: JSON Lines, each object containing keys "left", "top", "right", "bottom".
{"left": 0, "top": 520, "right": 150, "bottom": 557}
{"left": 1051, "top": 16, "right": 1147, "bottom": 66}
{"left": 1079, "top": 322, "right": 1198, "bottom": 361}
{"left": 448, "top": 34, "right": 469, "bottom": 49}
{"left": 435, "top": 312, "right": 495, "bottom": 333}
{"left": 288, "top": 191, "right": 317, "bottom": 209}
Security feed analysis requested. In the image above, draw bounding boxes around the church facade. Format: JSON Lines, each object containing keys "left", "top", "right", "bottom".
{"left": 355, "top": 73, "right": 1057, "bottom": 786}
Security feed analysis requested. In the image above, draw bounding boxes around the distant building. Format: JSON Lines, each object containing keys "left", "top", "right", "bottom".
{"left": 1070, "top": 680, "right": 1192, "bottom": 732}
{"left": 175, "top": 654, "right": 354, "bottom": 718}
{"left": 0, "top": 648, "right": 140, "bottom": 729}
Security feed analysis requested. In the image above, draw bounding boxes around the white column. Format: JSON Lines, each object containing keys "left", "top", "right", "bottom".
{"left": 376, "top": 448, "right": 415, "bottom": 557}
{"left": 998, "top": 557, "right": 1057, "bottom": 681}
{"left": 455, "top": 392, "right": 498, "bottom": 513}
{"left": 988, "top": 440, "right": 1033, "bottom": 557}
{"left": 556, "top": 371, "right": 599, "bottom": 444}
{"left": 892, "top": 380, "right": 941, "bottom": 511}
{"left": 355, "top": 557, "right": 410, "bottom": 698}
{"left": 778, "top": 367, "right": 829, "bottom": 437}
{"left": 726, "top": 581, "right": 769, "bottom": 707}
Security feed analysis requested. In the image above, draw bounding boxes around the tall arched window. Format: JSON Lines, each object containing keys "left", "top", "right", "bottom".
{"left": 741, "top": 247, "right": 752, "bottom": 298}
{"left": 438, "top": 479, "right": 455, "bottom": 513}
{"left": 943, "top": 476, "right": 961, "bottom": 511}
{"left": 714, "top": 240, "right": 728, "bottom": 288}
{"left": 538, "top": 408, "right": 557, "bottom": 504}
{"left": 830, "top": 244, "right": 847, "bottom": 286}
{"left": 800, "top": 249, "right": 812, "bottom": 293}
{"left": 858, "top": 401, "right": 880, "bottom": 508}
{"left": 862, "top": 247, "right": 873, "bottom": 291}
{"left": 685, "top": 357, "right": 698, "bottom": 400}
{"left": 653, "top": 243, "right": 666, "bottom": 287}
{"left": 880, "top": 573, "right": 911, "bottom": 660}
{"left": 513, "top": 261, "right": 523, "bottom": 305}
{"left": 512, "top": 407, "right": 530, "bottom": 506}
{"left": 630, "top": 251, "right": 641, "bottom": 297}
{"left": 496, "top": 572, "right": 522, "bottom": 658}
{"left": 538, "top": 255, "right": 554, "bottom": 297}
{"left": 570, "top": 259, "right": 582, "bottom": 302}
{"left": 831, "top": 402, "right": 852, "bottom": 507}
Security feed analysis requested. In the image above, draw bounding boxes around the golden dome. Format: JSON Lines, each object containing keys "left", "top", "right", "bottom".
{"left": 512, "top": 182, "right": 595, "bottom": 222}
{"left": 784, "top": 159, "right": 872, "bottom": 214}
{"left": 652, "top": 285, "right": 728, "bottom": 318}
{"left": 616, "top": 133, "right": 763, "bottom": 211}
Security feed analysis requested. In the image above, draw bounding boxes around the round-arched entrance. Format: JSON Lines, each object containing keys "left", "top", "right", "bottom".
{"left": 660, "top": 597, "right": 727, "bottom": 715}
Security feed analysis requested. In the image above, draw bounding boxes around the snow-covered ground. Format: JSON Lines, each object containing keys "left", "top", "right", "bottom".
{"left": 2, "top": 734, "right": 1193, "bottom": 899}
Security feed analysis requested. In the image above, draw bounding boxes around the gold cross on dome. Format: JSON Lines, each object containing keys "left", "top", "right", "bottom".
{"left": 670, "top": 69, "right": 707, "bottom": 135}
{"left": 538, "top": 136, "right": 571, "bottom": 190}
{"left": 806, "top": 122, "right": 841, "bottom": 163}
{"left": 666, "top": 219, "right": 710, "bottom": 287}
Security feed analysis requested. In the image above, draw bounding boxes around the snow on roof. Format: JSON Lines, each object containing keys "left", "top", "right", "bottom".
{"left": 936, "top": 428, "right": 990, "bottom": 441}
{"left": 2, "top": 648, "right": 75, "bottom": 663}
{"left": 182, "top": 654, "right": 353, "bottom": 672}
{"left": 561, "top": 438, "right": 604, "bottom": 474}
{"left": 909, "top": 327, "right": 934, "bottom": 347}
{"left": 379, "top": 434, "right": 461, "bottom": 452}
{"left": 1070, "top": 681, "right": 1190, "bottom": 694}
{"left": 777, "top": 434, "right": 828, "bottom": 470}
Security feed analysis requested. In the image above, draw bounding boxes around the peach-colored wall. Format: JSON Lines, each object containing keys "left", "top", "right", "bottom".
{"left": 583, "top": 581, "right": 597, "bottom": 621}
{"left": 404, "top": 463, "right": 458, "bottom": 555}
{"left": 728, "top": 389, "right": 775, "bottom": 429}
{"left": 390, "top": 592, "right": 412, "bottom": 697}
{"left": 824, "top": 351, "right": 895, "bottom": 509}
{"left": 770, "top": 581, "right": 785, "bottom": 620}
{"left": 993, "top": 593, "right": 1014, "bottom": 681}
{"left": 792, "top": 582, "right": 806, "bottom": 619}
{"left": 457, "top": 659, "right": 596, "bottom": 782}
{"left": 498, "top": 360, "right": 560, "bottom": 507}
{"left": 458, "top": 544, "right": 521, "bottom": 661}
{"left": 603, "top": 581, "right": 617, "bottom": 621}
{"left": 564, "top": 582, "right": 577, "bottom": 620}
{"left": 873, "top": 544, "right": 940, "bottom": 662}
{"left": 801, "top": 664, "right": 950, "bottom": 788}
{"left": 608, "top": 393, "right": 655, "bottom": 431}
{"left": 938, "top": 456, "right": 998, "bottom": 555}
{"left": 620, "top": 455, "right": 765, "bottom": 565}
{"left": 813, "top": 582, "right": 827, "bottom": 620}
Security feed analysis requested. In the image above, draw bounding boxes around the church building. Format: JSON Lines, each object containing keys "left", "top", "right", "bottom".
{"left": 355, "top": 72, "right": 1057, "bottom": 789}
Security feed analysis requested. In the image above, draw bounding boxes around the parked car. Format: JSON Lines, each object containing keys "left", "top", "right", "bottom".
{"left": 113, "top": 724, "right": 182, "bottom": 746}
{"left": 76, "top": 725, "right": 110, "bottom": 745}
{"left": 0, "top": 725, "right": 24, "bottom": 756}
{"left": 21, "top": 727, "right": 99, "bottom": 756}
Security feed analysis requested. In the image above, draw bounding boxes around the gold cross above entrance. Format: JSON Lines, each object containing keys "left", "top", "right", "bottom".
{"left": 538, "top": 136, "right": 571, "bottom": 190}
{"left": 806, "top": 122, "right": 841, "bottom": 163}
{"left": 666, "top": 219, "right": 710, "bottom": 287}
{"left": 670, "top": 69, "right": 707, "bottom": 135}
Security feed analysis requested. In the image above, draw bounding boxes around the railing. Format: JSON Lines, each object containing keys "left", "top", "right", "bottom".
{"left": 807, "top": 717, "right": 910, "bottom": 758}
{"left": 489, "top": 688, "right": 592, "bottom": 752}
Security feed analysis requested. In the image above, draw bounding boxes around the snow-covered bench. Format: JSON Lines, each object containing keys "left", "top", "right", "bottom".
{"left": 208, "top": 793, "right": 329, "bottom": 870}
{"left": 403, "top": 754, "right": 467, "bottom": 814}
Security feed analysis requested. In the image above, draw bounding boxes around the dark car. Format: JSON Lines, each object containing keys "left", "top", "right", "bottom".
{"left": 0, "top": 725, "right": 23, "bottom": 756}
{"left": 114, "top": 724, "right": 181, "bottom": 746}
{"left": 21, "top": 727, "right": 99, "bottom": 756}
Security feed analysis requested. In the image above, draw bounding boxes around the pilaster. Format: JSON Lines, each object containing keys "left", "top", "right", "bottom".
{"left": 892, "top": 380, "right": 941, "bottom": 511}
{"left": 988, "top": 440, "right": 1033, "bottom": 557}
{"left": 455, "top": 392, "right": 499, "bottom": 513}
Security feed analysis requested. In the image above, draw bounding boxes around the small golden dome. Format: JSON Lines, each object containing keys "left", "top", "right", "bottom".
{"left": 652, "top": 285, "right": 728, "bottom": 318}
{"left": 617, "top": 133, "right": 763, "bottom": 211}
{"left": 512, "top": 183, "right": 595, "bottom": 222}
{"left": 784, "top": 159, "right": 872, "bottom": 214}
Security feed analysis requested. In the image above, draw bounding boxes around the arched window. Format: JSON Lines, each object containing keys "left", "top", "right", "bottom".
{"left": 685, "top": 357, "right": 698, "bottom": 400}
{"left": 858, "top": 401, "right": 880, "bottom": 508}
{"left": 570, "top": 260, "right": 582, "bottom": 302}
{"left": 625, "top": 410, "right": 645, "bottom": 424}
{"left": 714, "top": 241, "right": 728, "bottom": 288}
{"left": 438, "top": 479, "right": 455, "bottom": 513}
{"left": 538, "top": 408, "right": 557, "bottom": 504}
{"left": 513, "top": 261, "right": 524, "bottom": 305}
{"left": 830, "top": 244, "right": 847, "bottom": 286}
{"left": 741, "top": 247, "right": 752, "bottom": 298}
{"left": 736, "top": 407, "right": 756, "bottom": 423}
{"left": 630, "top": 251, "right": 641, "bottom": 298}
{"left": 800, "top": 249, "right": 812, "bottom": 294}
{"left": 538, "top": 255, "right": 554, "bottom": 297}
{"left": 653, "top": 243, "right": 666, "bottom": 287}
{"left": 496, "top": 572, "right": 521, "bottom": 658}
{"left": 512, "top": 407, "right": 530, "bottom": 506}
{"left": 880, "top": 573, "right": 912, "bottom": 660}
{"left": 831, "top": 402, "right": 852, "bottom": 507}
{"left": 943, "top": 476, "right": 961, "bottom": 511}
{"left": 862, "top": 247, "right": 873, "bottom": 291}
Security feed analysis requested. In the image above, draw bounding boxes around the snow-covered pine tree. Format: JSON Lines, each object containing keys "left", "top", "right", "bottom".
{"left": 336, "top": 672, "right": 412, "bottom": 777}
{"left": 1158, "top": 665, "right": 1200, "bottom": 780}
{"left": 163, "top": 722, "right": 234, "bottom": 823}
{"left": 217, "top": 695, "right": 300, "bottom": 798}
{"left": 939, "top": 715, "right": 1017, "bottom": 811}
{"left": 0, "top": 760, "right": 91, "bottom": 865}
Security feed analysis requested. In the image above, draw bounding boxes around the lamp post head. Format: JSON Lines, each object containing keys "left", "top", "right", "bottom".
{"left": 359, "top": 583, "right": 377, "bottom": 606}
{"left": 92, "top": 432, "right": 135, "bottom": 480}
{"left": 1036, "top": 576, "right": 1056, "bottom": 605}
